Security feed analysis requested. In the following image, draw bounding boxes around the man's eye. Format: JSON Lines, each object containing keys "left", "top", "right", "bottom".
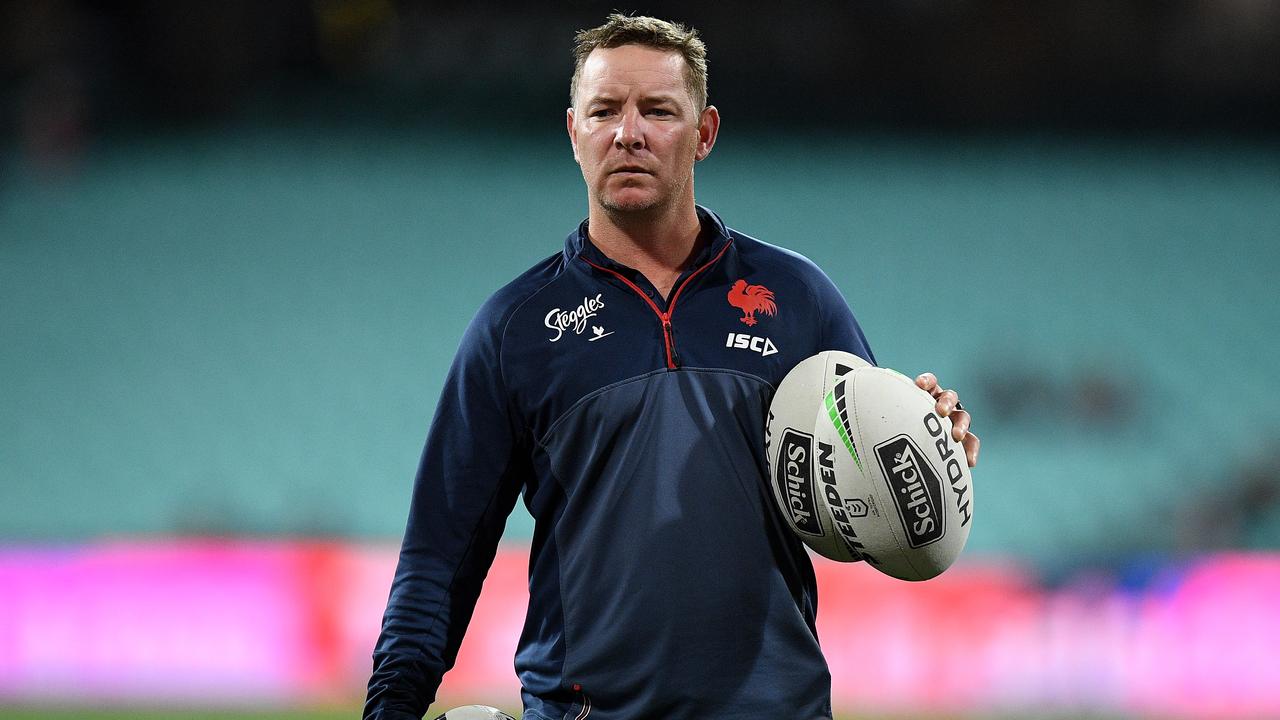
{"left": 648, "top": 108, "right": 673, "bottom": 117}
{"left": 590, "top": 109, "right": 614, "bottom": 118}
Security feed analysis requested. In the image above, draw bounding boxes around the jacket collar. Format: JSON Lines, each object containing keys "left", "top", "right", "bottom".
{"left": 564, "top": 205, "right": 733, "bottom": 271}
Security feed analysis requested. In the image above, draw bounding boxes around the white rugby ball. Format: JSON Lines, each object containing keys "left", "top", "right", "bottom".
{"left": 432, "top": 707, "right": 515, "bottom": 720}
{"left": 765, "top": 351, "right": 974, "bottom": 580}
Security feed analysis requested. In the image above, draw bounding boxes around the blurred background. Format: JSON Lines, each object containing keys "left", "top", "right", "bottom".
{"left": 3, "top": 1, "right": 1279, "bottom": 718}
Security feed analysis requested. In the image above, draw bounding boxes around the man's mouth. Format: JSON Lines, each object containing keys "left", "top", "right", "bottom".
{"left": 611, "top": 167, "right": 652, "bottom": 175}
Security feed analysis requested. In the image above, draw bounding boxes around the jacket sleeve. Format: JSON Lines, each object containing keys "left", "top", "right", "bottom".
{"left": 811, "top": 265, "right": 877, "bottom": 366}
{"left": 364, "top": 304, "right": 528, "bottom": 720}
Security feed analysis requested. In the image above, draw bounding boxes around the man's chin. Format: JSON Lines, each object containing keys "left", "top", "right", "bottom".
{"left": 600, "top": 191, "right": 664, "bottom": 215}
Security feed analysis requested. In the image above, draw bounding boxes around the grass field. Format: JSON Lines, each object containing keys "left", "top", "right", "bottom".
{"left": 0, "top": 709, "right": 1139, "bottom": 720}
{"left": 0, "top": 712, "right": 361, "bottom": 720}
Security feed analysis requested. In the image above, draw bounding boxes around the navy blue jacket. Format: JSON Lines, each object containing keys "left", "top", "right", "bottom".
{"left": 366, "top": 207, "right": 874, "bottom": 720}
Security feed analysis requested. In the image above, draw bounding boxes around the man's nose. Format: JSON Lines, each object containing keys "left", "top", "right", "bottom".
{"left": 614, "top": 111, "right": 645, "bottom": 150}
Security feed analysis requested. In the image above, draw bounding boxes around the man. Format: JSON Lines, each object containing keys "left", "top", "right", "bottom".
{"left": 366, "top": 14, "right": 978, "bottom": 720}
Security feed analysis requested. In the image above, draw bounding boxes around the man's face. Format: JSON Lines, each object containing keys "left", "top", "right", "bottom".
{"left": 567, "top": 44, "right": 718, "bottom": 216}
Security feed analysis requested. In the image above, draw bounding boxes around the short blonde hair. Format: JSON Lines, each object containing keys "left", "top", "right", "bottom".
{"left": 570, "top": 13, "right": 709, "bottom": 110}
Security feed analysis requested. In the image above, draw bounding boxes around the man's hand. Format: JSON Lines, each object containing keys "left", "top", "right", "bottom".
{"left": 914, "top": 372, "right": 980, "bottom": 468}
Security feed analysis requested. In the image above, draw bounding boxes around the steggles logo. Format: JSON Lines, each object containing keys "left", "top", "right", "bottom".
{"left": 546, "top": 294, "right": 606, "bottom": 342}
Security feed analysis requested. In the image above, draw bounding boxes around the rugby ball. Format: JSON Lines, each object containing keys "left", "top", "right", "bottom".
{"left": 432, "top": 707, "right": 515, "bottom": 720}
{"left": 765, "top": 351, "right": 974, "bottom": 580}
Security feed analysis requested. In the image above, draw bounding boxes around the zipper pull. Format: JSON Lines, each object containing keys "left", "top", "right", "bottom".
{"left": 663, "top": 317, "right": 680, "bottom": 368}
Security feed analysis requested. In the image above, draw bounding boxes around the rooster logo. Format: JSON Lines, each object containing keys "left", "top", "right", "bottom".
{"left": 727, "top": 279, "right": 777, "bottom": 326}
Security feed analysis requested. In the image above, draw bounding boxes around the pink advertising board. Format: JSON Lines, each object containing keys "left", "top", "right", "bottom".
{"left": 2, "top": 542, "right": 1278, "bottom": 717}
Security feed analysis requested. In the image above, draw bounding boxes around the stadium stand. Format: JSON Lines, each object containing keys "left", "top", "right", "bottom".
{"left": 3, "top": 129, "right": 1278, "bottom": 567}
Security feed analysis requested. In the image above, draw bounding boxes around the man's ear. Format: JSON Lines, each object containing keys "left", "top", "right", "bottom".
{"left": 567, "top": 108, "right": 580, "bottom": 164}
{"left": 695, "top": 105, "right": 720, "bottom": 161}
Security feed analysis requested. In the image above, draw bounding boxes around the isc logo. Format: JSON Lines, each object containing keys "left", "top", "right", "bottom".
{"left": 725, "top": 332, "right": 778, "bottom": 357}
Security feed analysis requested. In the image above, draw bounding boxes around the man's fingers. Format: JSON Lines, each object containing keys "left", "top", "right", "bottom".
{"left": 934, "top": 389, "right": 960, "bottom": 415}
{"left": 915, "top": 372, "right": 938, "bottom": 393}
{"left": 963, "top": 431, "right": 981, "bottom": 468}
{"left": 916, "top": 371, "right": 974, "bottom": 461}
{"left": 949, "top": 410, "right": 970, "bottom": 441}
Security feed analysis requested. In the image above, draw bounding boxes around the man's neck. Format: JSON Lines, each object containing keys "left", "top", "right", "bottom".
{"left": 587, "top": 199, "right": 705, "bottom": 300}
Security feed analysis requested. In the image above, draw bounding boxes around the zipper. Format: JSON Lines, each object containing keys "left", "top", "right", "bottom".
{"left": 583, "top": 239, "right": 731, "bottom": 370}
{"left": 662, "top": 317, "right": 678, "bottom": 367}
